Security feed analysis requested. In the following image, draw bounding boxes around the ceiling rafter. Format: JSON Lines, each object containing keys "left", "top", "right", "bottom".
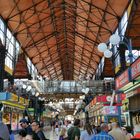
{"left": 0, "top": 0, "right": 129, "bottom": 81}
{"left": 80, "top": 0, "right": 119, "bottom": 18}
{"left": 77, "top": 0, "right": 91, "bottom": 78}
{"left": 16, "top": 15, "right": 51, "bottom": 33}
{"left": 48, "top": 0, "right": 66, "bottom": 80}
{"left": 12, "top": 0, "right": 52, "bottom": 79}
{"left": 62, "top": 0, "right": 71, "bottom": 80}
{"left": 77, "top": 14, "right": 112, "bottom": 34}
{"left": 84, "top": 0, "right": 110, "bottom": 76}
{"left": 7, "top": 0, "right": 46, "bottom": 20}
{"left": 32, "top": 0, "right": 60, "bottom": 80}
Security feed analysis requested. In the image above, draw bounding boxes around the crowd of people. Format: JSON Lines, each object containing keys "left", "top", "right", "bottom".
{"left": 0, "top": 118, "right": 47, "bottom": 140}
{"left": 1, "top": 118, "right": 140, "bottom": 140}
{"left": 55, "top": 119, "right": 140, "bottom": 140}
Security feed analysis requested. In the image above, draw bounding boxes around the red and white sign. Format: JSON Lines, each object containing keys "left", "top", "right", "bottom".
{"left": 131, "top": 57, "right": 140, "bottom": 79}
{"left": 115, "top": 69, "right": 130, "bottom": 90}
{"left": 96, "top": 94, "right": 125, "bottom": 104}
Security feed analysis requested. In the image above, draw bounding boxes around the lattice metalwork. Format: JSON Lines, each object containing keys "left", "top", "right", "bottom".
{"left": 0, "top": 0, "right": 130, "bottom": 80}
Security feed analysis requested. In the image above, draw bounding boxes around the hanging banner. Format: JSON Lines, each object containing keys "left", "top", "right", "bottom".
{"left": 115, "top": 68, "right": 130, "bottom": 90}
{"left": 131, "top": 57, "right": 140, "bottom": 80}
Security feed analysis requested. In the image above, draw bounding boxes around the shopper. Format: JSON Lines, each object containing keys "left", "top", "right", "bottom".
{"left": 122, "top": 127, "right": 133, "bottom": 140}
{"left": 7, "top": 124, "right": 15, "bottom": 140}
{"left": 91, "top": 123, "right": 114, "bottom": 140}
{"left": 59, "top": 127, "right": 67, "bottom": 140}
{"left": 80, "top": 123, "right": 95, "bottom": 140}
{"left": 109, "top": 122, "right": 126, "bottom": 140}
{"left": 31, "top": 121, "right": 46, "bottom": 140}
{"left": 0, "top": 121, "right": 10, "bottom": 140}
{"left": 19, "top": 118, "right": 32, "bottom": 134}
{"left": 55, "top": 121, "right": 59, "bottom": 136}
{"left": 18, "top": 129, "right": 27, "bottom": 140}
{"left": 67, "top": 119, "right": 81, "bottom": 140}
{"left": 25, "top": 132, "right": 40, "bottom": 140}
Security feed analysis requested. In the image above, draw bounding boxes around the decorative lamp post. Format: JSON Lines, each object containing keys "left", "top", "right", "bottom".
{"left": 97, "top": 34, "right": 133, "bottom": 64}
{"left": 97, "top": 34, "right": 134, "bottom": 125}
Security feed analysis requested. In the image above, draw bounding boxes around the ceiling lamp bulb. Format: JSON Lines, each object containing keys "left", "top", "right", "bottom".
{"left": 104, "top": 50, "right": 113, "bottom": 58}
{"left": 98, "top": 43, "right": 107, "bottom": 52}
{"left": 109, "top": 34, "right": 120, "bottom": 45}
{"left": 22, "top": 84, "right": 27, "bottom": 89}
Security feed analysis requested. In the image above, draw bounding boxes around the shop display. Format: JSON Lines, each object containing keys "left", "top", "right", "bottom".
{"left": 3, "top": 112, "right": 10, "bottom": 124}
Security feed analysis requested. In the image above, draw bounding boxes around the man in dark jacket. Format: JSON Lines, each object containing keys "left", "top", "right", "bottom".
{"left": 19, "top": 118, "right": 33, "bottom": 134}
{"left": 31, "top": 121, "right": 46, "bottom": 140}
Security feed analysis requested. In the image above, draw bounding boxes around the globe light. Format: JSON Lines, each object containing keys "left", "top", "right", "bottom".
{"left": 35, "top": 92, "right": 40, "bottom": 97}
{"left": 26, "top": 85, "right": 32, "bottom": 92}
{"left": 22, "top": 84, "right": 27, "bottom": 89}
{"left": 98, "top": 43, "right": 107, "bottom": 52}
{"left": 104, "top": 50, "right": 113, "bottom": 58}
{"left": 109, "top": 34, "right": 120, "bottom": 45}
{"left": 85, "top": 88, "right": 89, "bottom": 94}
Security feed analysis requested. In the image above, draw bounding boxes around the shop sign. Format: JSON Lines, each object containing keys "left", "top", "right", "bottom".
{"left": 126, "top": 87, "right": 140, "bottom": 98}
{"left": 9, "top": 93, "right": 18, "bottom": 102}
{"left": 102, "top": 106, "right": 118, "bottom": 115}
{"left": 0, "top": 92, "right": 7, "bottom": 100}
{"left": 96, "top": 95, "right": 115, "bottom": 103}
{"left": 131, "top": 57, "right": 140, "bottom": 79}
{"left": 19, "top": 97, "right": 25, "bottom": 104}
{"left": 115, "top": 94, "right": 126, "bottom": 102}
{"left": 115, "top": 69, "right": 130, "bottom": 90}
{"left": 96, "top": 95, "right": 110, "bottom": 103}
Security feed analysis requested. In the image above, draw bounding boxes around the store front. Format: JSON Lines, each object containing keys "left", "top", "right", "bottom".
{"left": 0, "top": 92, "right": 28, "bottom": 130}
{"left": 115, "top": 57, "right": 140, "bottom": 129}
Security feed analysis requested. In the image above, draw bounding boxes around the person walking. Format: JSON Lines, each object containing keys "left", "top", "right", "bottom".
{"left": 67, "top": 119, "right": 81, "bottom": 140}
{"left": 31, "top": 121, "right": 46, "bottom": 140}
{"left": 109, "top": 122, "right": 126, "bottom": 140}
{"left": 25, "top": 132, "right": 40, "bottom": 140}
{"left": 80, "top": 123, "right": 95, "bottom": 140}
{"left": 7, "top": 124, "right": 15, "bottom": 140}
{"left": 0, "top": 121, "right": 10, "bottom": 140}
{"left": 91, "top": 123, "right": 114, "bottom": 140}
{"left": 19, "top": 118, "right": 32, "bottom": 134}
{"left": 59, "top": 127, "right": 67, "bottom": 140}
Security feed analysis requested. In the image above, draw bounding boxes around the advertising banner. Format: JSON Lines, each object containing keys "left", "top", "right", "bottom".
{"left": 102, "top": 106, "right": 118, "bottom": 115}
{"left": 131, "top": 57, "right": 140, "bottom": 80}
{"left": 115, "top": 69, "right": 130, "bottom": 90}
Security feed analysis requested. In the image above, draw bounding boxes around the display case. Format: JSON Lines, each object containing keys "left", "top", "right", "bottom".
{"left": 2, "top": 106, "right": 11, "bottom": 124}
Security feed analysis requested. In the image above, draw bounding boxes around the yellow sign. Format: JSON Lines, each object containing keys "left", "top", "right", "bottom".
{"left": 25, "top": 99, "right": 29, "bottom": 106}
{"left": 2, "top": 101, "right": 25, "bottom": 110}
{"left": 5, "top": 65, "right": 13, "bottom": 75}
{"left": 9, "top": 93, "right": 18, "bottom": 102}
{"left": 19, "top": 97, "right": 25, "bottom": 104}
